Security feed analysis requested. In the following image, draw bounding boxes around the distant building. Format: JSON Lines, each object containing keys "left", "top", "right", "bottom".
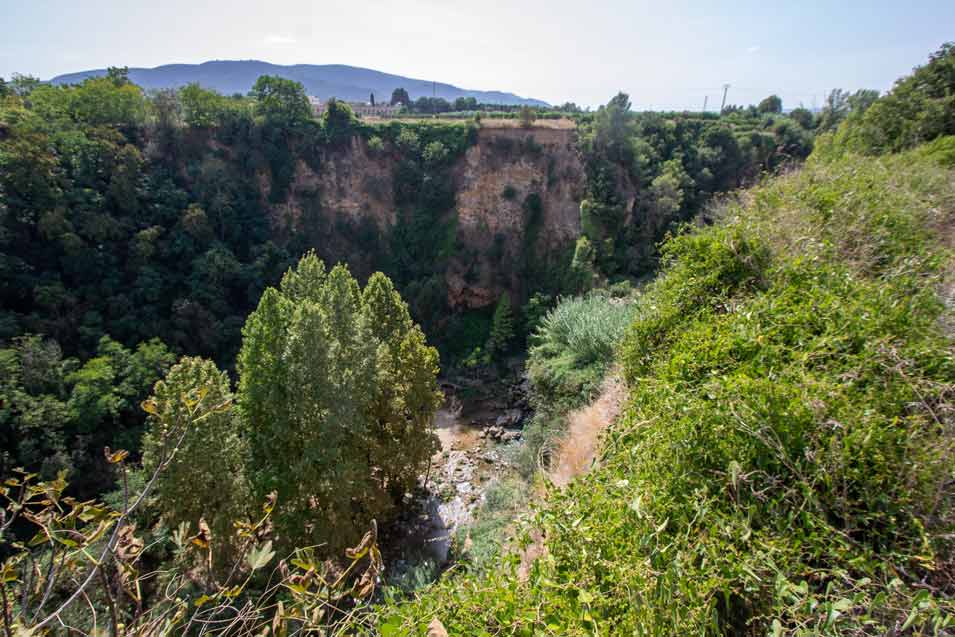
{"left": 308, "top": 96, "right": 400, "bottom": 118}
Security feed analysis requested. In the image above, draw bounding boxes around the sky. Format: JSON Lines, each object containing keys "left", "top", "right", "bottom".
{"left": 1, "top": 0, "right": 952, "bottom": 110}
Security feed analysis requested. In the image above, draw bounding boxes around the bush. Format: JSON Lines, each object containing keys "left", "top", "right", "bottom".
{"left": 367, "top": 134, "right": 385, "bottom": 154}
{"left": 534, "top": 292, "right": 637, "bottom": 368}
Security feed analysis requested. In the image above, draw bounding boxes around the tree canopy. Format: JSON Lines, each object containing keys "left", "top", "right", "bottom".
{"left": 251, "top": 75, "right": 311, "bottom": 128}
{"left": 141, "top": 356, "right": 247, "bottom": 571}
{"left": 757, "top": 94, "right": 782, "bottom": 114}
{"left": 237, "top": 253, "right": 441, "bottom": 551}
{"left": 390, "top": 87, "right": 410, "bottom": 106}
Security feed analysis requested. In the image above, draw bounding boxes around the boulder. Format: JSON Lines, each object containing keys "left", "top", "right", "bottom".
{"left": 500, "top": 431, "right": 522, "bottom": 443}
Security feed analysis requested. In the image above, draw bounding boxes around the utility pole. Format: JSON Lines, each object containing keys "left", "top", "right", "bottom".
{"left": 702, "top": 95, "right": 708, "bottom": 113}
{"left": 432, "top": 80, "right": 436, "bottom": 118}
{"left": 720, "top": 84, "right": 730, "bottom": 114}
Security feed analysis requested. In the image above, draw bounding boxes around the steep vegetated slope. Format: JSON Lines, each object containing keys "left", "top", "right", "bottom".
{"left": 270, "top": 125, "right": 587, "bottom": 311}
{"left": 383, "top": 50, "right": 955, "bottom": 637}
{"left": 383, "top": 141, "right": 955, "bottom": 636}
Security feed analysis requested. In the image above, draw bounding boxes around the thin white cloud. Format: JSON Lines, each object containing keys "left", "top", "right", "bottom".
{"left": 747, "top": 45, "right": 761, "bottom": 54}
{"left": 263, "top": 34, "right": 297, "bottom": 45}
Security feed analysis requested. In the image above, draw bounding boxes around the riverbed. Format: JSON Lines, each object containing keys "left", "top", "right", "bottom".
{"left": 379, "top": 376, "right": 529, "bottom": 578}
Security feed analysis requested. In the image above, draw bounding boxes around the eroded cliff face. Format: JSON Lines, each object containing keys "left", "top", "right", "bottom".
{"left": 267, "top": 126, "right": 589, "bottom": 309}
{"left": 447, "top": 127, "right": 585, "bottom": 308}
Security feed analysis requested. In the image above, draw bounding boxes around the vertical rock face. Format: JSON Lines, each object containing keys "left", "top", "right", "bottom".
{"left": 447, "top": 127, "right": 586, "bottom": 308}
{"left": 266, "top": 126, "right": 590, "bottom": 309}
{"left": 267, "top": 135, "right": 399, "bottom": 281}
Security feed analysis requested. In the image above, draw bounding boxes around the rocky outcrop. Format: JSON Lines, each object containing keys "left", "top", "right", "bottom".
{"left": 267, "top": 125, "right": 590, "bottom": 309}
{"left": 447, "top": 127, "right": 586, "bottom": 308}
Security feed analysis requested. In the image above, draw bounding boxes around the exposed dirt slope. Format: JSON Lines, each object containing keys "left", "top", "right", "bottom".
{"left": 549, "top": 372, "right": 626, "bottom": 487}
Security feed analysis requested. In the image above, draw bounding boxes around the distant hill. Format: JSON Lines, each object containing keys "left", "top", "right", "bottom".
{"left": 49, "top": 60, "right": 549, "bottom": 107}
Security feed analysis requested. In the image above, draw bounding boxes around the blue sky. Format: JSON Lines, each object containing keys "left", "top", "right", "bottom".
{"left": 1, "top": 0, "right": 952, "bottom": 109}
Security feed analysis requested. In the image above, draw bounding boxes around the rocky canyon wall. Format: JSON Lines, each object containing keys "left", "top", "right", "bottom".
{"left": 266, "top": 125, "right": 591, "bottom": 310}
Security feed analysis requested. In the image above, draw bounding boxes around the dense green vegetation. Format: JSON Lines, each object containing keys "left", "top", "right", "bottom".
{"left": 0, "top": 253, "right": 440, "bottom": 634}
{"left": 816, "top": 43, "right": 955, "bottom": 155}
{"left": 379, "top": 47, "right": 955, "bottom": 634}
{"left": 0, "top": 335, "right": 174, "bottom": 487}
{"left": 143, "top": 251, "right": 442, "bottom": 559}
{"left": 0, "top": 64, "right": 810, "bottom": 498}
{"left": 573, "top": 92, "right": 814, "bottom": 280}
{"left": 4, "top": 42, "right": 952, "bottom": 636}
{"left": 0, "top": 71, "right": 474, "bottom": 495}
{"left": 383, "top": 139, "right": 955, "bottom": 637}
{"left": 237, "top": 254, "right": 442, "bottom": 553}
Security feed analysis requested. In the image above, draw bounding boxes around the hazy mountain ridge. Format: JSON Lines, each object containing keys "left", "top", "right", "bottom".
{"left": 50, "top": 59, "right": 549, "bottom": 106}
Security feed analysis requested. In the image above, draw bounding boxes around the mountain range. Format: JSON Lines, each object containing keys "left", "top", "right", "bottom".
{"left": 50, "top": 60, "right": 549, "bottom": 106}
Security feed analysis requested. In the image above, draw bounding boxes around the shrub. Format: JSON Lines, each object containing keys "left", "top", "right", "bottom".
{"left": 533, "top": 292, "right": 636, "bottom": 368}
{"left": 367, "top": 134, "right": 385, "bottom": 154}
{"left": 141, "top": 356, "right": 248, "bottom": 571}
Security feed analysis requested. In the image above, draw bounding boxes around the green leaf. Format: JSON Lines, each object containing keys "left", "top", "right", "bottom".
{"left": 831, "top": 598, "right": 853, "bottom": 612}
{"left": 901, "top": 607, "right": 919, "bottom": 632}
{"left": 379, "top": 616, "right": 402, "bottom": 637}
{"left": 771, "top": 618, "right": 783, "bottom": 637}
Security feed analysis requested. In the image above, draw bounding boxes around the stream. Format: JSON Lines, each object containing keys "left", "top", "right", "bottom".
{"left": 380, "top": 374, "right": 530, "bottom": 577}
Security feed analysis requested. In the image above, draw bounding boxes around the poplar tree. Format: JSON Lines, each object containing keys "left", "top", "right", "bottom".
{"left": 237, "top": 252, "right": 441, "bottom": 551}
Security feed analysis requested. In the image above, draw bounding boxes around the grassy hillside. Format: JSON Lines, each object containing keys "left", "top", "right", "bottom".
{"left": 379, "top": 142, "right": 955, "bottom": 635}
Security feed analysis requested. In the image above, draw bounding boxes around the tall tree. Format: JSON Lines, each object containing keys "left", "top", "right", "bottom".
{"left": 757, "top": 94, "right": 783, "bottom": 114}
{"left": 817, "top": 88, "right": 851, "bottom": 133}
{"left": 250, "top": 75, "right": 311, "bottom": 128}
{"left": 141, "top": 356, "right": 248, "bottom": 571}
{"left": 106, "top": 66, "right": 131, "bottom": 86}
{"left": 237, "top": 253, "right": 440, "bottom": 552}
{"left": 322, "top": 98, "right": 355, "bottom": 143}
{"left": 789, "top": 107, "right": 814, "bottom": 129}
{"left": 487, "top": 295, "right": 515, "bottom": 360}
{"left": 179, "top": 83, "right": 225, "bottom": 128}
